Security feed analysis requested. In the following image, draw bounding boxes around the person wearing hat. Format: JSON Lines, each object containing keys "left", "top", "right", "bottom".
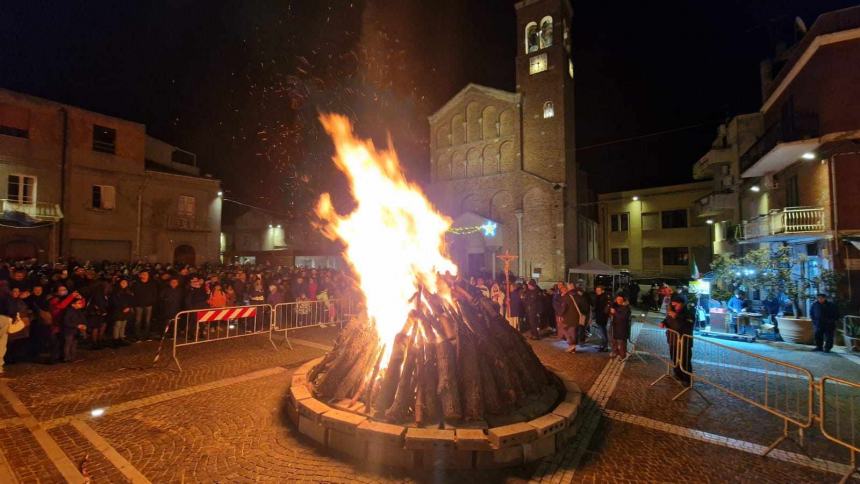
{"left": 810, "top": 293, "right": 839, "bottom": 353}
{"left": 660, "top": 294, "right": 694, "bottom": 385}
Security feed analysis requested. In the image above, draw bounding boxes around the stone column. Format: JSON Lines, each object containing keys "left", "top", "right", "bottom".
{"left": 515, "top": 209, "right": 524, "bottom": 277}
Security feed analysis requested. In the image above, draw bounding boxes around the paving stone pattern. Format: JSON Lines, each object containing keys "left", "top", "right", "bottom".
{"left": 0, "top": 326, "right": 855, "bottom": 483}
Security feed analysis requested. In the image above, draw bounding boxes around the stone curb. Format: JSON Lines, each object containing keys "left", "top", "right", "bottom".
{"left": 288, "top": 357, "right": 583, "bottom": 469}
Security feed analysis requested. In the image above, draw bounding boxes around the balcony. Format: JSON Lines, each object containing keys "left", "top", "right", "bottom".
{"left": 0, "top": 199, "right": 63, "bottom": 221}
{"left": 738, "top": 206, "right": 827, "bottom": 242}
{"left": 166, "top": 215, "right": 210, "bottom": 232}
{"left": 694, "top": 192, "right": 736, "bottom": 218}
{"left": 739, "top": 113, "right": 819, "bottom": 178}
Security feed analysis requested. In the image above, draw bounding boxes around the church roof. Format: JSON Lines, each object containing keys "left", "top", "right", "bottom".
{"left": 428, "top": 83, "right": 519, "bottom": 124}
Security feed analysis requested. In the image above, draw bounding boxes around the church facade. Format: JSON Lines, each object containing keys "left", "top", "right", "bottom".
{"left": 428, "top": 0, "right": 593, "bottom": 283}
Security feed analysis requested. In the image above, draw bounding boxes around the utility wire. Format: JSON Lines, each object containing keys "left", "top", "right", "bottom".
{"left": 222, "top": 197, "right": 291, "bottom": 218}
{"left": 576, "top": 122, "right": 713, "bottom": 151}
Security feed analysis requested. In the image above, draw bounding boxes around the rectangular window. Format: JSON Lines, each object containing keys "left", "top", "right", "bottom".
{"left": 178, "top": 195, "right": 196, "bottom": 217}
{"left": 662, "top": 247, "right": 689, "bottom": 266}
{"left": 611, "top": 248, "right": 629, "bottom": 266}
{"left": 529, "top": 53, "right": 548, "bottom": 75}
{"left": 610, "top": 213, "right": 629, "bottom": 232}
{"left": 92, "top": 185, "right": 116, "bottom": 209}
{"left": 641, "top": 212, "right": 660, "bottom": 231}
{"left": 92, "top": 125, "right": 116, "bottom": 154}
{"left": 7, "top": 175, "right": 36, "bottom": 204}
{"left": 661, "top": 209, "right": 688, "bottom": 229}
{"left": 0, "top": 104, "right": 30, "bottom": 139}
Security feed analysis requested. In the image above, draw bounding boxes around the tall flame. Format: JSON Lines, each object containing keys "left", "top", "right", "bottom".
{"left": 316, "top": 114, "right": 458, "bottom": 365}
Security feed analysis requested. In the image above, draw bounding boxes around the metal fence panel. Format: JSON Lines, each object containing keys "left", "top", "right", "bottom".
{"left": 630, "top": 325, "right": 683, "bottom": 387}
{"left": 171, "top": 304, "right": 275, "bottom": 370}
{"left": 272, "top": 299, "right": 358, "bottom": 332}
{"left": 820, "top": 376, "right": 860, "bottom": 483}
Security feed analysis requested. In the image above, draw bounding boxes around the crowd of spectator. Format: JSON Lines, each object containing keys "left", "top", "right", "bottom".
{"left": 0, "top": 258, "right": 356, "bottom": 372}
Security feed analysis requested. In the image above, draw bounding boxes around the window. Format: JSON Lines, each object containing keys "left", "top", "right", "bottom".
{"left": 178, "top": 195, "right": 196, "bottom": 217}
{"left": 525, "top": 22, "right": 539, "bottom": 53}
{"left": 529, "top": 53, "right": 548, "bottom": 75}
{"left": 92, "top": 125, "right": 116, "bottom": 154}
{"left": 0, "top": 104, "right": 30, "bottom": 139}
{"left": 539, "top": 16, "right": 553, "bottom": 49}
{"left": 91, "top": 185, "right": 116, "bottom": 209}
{"left": 610, "top": 213, "right": 629, "bottom": 232}
{"left": 543, "top": 101, "right": 554, "bottom": 119}
{"left": 611, "top": 248, "right": 629, "bottom": 266}
{"left": 641, "top": 212, "right": 660, "bottom": 231}
{"left": 661, "top": 209, "right": 688, "bottom": 229}
{"left": 7, "top": 175, "right": 36, "bottom": 204}
{"left": 662, "top": 247, "right": 689, "bottom": 266}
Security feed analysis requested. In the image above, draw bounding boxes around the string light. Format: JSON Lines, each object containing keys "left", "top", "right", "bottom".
{"left": 447, "top": 221, "right": 498, "bottom": 237}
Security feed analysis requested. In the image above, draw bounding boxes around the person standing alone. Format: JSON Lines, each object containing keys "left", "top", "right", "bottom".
{"left": 810, "top": 293, "right": 839, "bottom": 353}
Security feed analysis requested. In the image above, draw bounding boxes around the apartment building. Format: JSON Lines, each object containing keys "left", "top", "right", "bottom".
{"left": 0, "top": 88, "right": 221, "bottom": 264}
{"left": 598, "top": 181, "right": 712, "bottom": 278}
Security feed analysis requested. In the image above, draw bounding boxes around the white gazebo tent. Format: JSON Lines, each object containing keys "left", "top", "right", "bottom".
{"left": 567, "top": 259, "right": 622, "bottom": 293}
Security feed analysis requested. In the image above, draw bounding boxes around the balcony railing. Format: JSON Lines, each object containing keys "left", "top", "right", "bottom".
{"left": 739, "top": 206, "right": 826, "bottom": 240}
{"left": 166, "top": 215, "right": 210, "bottom": 232}
{"left": 739, "top": 113, "right": 819, "bottom": 174}
{"left": 0, "top": 199, "right": 63, "bottom": 221}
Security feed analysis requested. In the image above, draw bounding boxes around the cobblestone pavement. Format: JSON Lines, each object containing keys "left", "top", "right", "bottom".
{"left": 0, "top": 327, "right": 856, "bottom": 483}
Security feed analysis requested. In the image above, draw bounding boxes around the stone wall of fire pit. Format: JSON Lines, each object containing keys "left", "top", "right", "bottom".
{"left": 286, "top": 357, "right": 583, "bottom": 470}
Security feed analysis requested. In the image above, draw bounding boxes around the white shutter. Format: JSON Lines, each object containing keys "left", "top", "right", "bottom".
{"left": 102, "top": 186, "right": 116, "bottom": 209}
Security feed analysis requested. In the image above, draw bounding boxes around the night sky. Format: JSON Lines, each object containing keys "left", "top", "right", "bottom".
{"left": 1, "top": 0, "right": 857, "bottom": 223}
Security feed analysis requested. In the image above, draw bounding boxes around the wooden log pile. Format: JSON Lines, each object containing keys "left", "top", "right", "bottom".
{"left": 308, "top": 281, "right": 557, "bottom": 426}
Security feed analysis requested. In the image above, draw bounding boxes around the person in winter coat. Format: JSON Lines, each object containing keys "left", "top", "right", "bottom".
{"left": 661, "top": 295, "right": 694, "bottom": 385}
{"left": 158, "top": 278, "right": 184, "bottom": 325}
{"left": 560, "top": 282, "right": 585, "bottom": 353}
{"left": 521, "top": 280, "right": 542, "bottom": 339}
{"left": 62, "top": 297, "right": 87, "bottom": 362}
{"left": 508, "top": 283, "right": 524, "bottom": 330}
{"left": 490, "top": 283, "right": 506, "bottom": 317}
{"left": 592, "top": 286, "right": 611, "bottom": 352}
{"left": 248, "top": 279, "right": 266, "bottom": 305}
{"left": 86, "top": 282, "right": 110, "bottom": 349}
{"left": 608, "top": 294, "right": 632, "bottom": 359}
{"left": 810, "top": 293, "right": 839, "bottom": 352}
{"left": 207, "top": 283, "right": 227, "bottom": 308}
{"left": 111, "top": 279, "right": 134, "bottom": 345}
{"left": 184, "top": 277, "right": 208, "bottom": 311}
{"left": 131, "top": 270, "right": 158, "bottom": 340}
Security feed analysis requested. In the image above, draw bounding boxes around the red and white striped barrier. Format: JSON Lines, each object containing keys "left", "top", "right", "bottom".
{"left": 196, "top": 306, "right": 257, "bottom": 323}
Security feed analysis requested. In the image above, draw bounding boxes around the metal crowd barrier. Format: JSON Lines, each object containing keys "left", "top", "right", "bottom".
{"left": 676, "top": 334, "right": 814, "bottom": 456}
{"left": 171, "top": 304, "right": 276, "bottom": 371}
{"left": 629, "top": 326, "right": 685, "bottom": 388}
{"left": 819, "top": 376, "right": 860, "bottom": 484}
{"left": 272, "top": 299, "right": 358, "bottom": 334}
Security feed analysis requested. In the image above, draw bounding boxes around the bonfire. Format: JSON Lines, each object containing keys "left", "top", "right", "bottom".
{"left": 309, "top": 115, "right": 558, "bottom": 427}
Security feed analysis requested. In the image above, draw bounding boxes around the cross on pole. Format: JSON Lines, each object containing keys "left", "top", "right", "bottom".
{"left": 497, "top": 250, "right": 518, "bottom": 319}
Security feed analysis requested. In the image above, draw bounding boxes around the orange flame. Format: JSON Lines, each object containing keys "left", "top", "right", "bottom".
{"left": 316, "top": 114, "right": 457, "bottom": 365}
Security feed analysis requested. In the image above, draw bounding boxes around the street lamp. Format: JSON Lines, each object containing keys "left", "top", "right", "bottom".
{"left": 801, "top": 152, "right": 816, "bottom": 160}
{"left": 750, "top": 185, "right": 760, "bottom": 193}
{"left": 631, "top": 195, "right": 639, "bottom": 201}
{"left": 706, "top": 219, "right": 714, "bottom": 225}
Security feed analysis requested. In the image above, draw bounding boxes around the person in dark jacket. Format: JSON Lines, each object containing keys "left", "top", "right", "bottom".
{"left": 184, "top": 276, "right": 209, "bottom": 310}
{"left": 111, "top": 279, "right": 134, "bottom": 345}
{"left": 661, "top": 295, "right": 694, "bottom": 384}
{"left": 521, "top": 280, "right": 542, "bottom": 339}
{"left": 508, "top": 283, "right": 524, "bottom": 330}
{"left": 131, "top": 271, "right": 158, "bottom": 340}
{"left": 810, "top": 293, "right": 839, "bottom": 352}
{"left": 158, "top": 278, "right": 184, "bottom": 325}
{"left": 592, "top": 286, "right": 611, "bottom": 352}
{"left": 62, "top": 297, "right": 87, "bottom": 362}
{"left": 559, "top": 282, "right": 584, "bottom": 353}
{"left": 608, "top": 294, "right": 632, "bottom": 359}
{"left": 86, "top": 281, "right": 110, "bottom": 349}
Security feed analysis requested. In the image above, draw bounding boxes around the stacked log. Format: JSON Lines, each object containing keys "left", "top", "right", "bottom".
{"left": 308, "top": 280, "right": 557, "bottom": 426}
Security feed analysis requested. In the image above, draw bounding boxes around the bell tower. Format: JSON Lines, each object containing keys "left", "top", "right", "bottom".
{"left": 514, "top": 0, "right": 575, "bottom": 185}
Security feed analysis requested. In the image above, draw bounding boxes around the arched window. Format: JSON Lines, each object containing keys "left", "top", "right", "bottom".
{"left": 525, "top": 22, "right": 539, "bottom": 53}
{"left": 543, "top": 101, "right": 554, "bottom": 119}
{"left": 540, "top": 16, "right": 553, "bottom": 49}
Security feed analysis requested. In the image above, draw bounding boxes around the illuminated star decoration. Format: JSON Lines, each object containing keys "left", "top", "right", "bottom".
{"left": 481, "top": 221, "right": 497, "bottom": 237}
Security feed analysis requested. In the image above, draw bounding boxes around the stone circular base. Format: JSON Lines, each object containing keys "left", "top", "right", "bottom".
{"left": 287, "top": 357, "right": 583, "bottom": 470}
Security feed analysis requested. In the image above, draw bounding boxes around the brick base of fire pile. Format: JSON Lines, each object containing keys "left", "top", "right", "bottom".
{"left": 286, "top": 357, "right": 583, "bottom": 470}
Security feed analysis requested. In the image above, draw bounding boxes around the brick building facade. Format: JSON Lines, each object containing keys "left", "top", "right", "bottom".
{"left": 427, "top": 0, "right": 594, "bottom": 283}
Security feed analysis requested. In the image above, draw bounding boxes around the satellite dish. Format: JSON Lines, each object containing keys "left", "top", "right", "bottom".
{"left": 794, "top": 16, "right": 808, "bottom": 35}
